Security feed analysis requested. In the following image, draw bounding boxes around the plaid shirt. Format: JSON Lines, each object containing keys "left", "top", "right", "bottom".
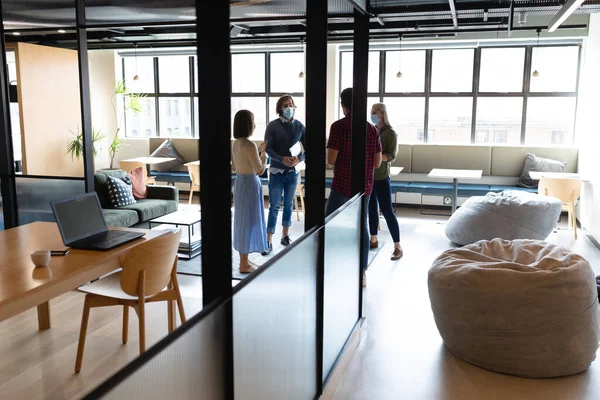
{"left": 327, "top": 116, "right": 382, "bottom": 197}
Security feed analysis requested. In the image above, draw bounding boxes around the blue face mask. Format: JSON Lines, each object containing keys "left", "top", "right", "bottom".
{"left": 370, "top": 114, "right": 380, "bottom": 125}
{"left": 283, "top": 107, "right": 295, "bottom": 120}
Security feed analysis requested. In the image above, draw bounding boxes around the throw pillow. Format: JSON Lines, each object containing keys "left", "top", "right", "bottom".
{"left": 127, "top": 166, "right": 148, "bottom": 199}
{"left": 518, "top": 153, "right": 567, "bottom": 188}
{"left": 149, "top": 139, "right": 185, "bottom": 172}
{"left": 107, "top": 175, "right": 136, "bottom": 207}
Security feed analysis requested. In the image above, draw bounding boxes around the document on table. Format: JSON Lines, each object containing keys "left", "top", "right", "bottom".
{"left": 290, "top": 141, "right": 303, "bottom": 157}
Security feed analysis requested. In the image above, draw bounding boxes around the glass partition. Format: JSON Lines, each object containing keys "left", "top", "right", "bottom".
{"left": 323, "top": 196, "right": 361, "bottom": 382}
{"left": 86, "top": 300, "right": 228, "bottom": 400}
{"left": 232, "top": 229, "right": 319, "bottom": 400}
{"left": 16, "top": 178, "right": 85, "bottom": 225}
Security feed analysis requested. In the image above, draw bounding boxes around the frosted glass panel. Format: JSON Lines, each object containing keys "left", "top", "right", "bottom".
{"left": 97, "top": 301, "right": 227, "bottom": 400}
{"left": 323, "top": 197, "right": 360, "bottom": 381}
{"left": 233, "top": 231, "right": 318, "bottom": 400}
{"left": 16, "top": 178, "right": 85, "bottom": 225}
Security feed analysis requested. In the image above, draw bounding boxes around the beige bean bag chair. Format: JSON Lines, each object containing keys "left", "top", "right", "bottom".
{"left": 429, "top": 238, "right": 600, "bottom": 378}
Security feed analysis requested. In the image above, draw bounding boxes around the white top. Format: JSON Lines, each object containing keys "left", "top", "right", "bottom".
{"left": 123, "top": 157, "right": 176, "bottom": 164}
{"left": 428, "top": 168, "right": 483, "bottom": 180}
{"left": 529, "top": 171, "right": 582, "bottom": 180}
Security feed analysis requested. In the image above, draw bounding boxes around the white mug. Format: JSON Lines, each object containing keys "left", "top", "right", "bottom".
{"left": 30, "top": 251, "right": 51, "bottom": 267}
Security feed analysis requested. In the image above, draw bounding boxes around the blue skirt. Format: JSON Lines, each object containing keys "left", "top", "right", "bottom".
{"left": 233, "top": 174, "right": 268, "bottom": 254}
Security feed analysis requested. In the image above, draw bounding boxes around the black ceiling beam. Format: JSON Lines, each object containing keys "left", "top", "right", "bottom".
{"left": 369, "top": 1, "right": 513, "bottom": 15}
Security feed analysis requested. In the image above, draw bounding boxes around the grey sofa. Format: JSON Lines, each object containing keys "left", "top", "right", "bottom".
{"left": 94, "top": 169, "right": 178, "bottom": 228}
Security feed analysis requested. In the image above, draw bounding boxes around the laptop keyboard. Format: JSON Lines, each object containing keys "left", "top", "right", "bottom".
{"left": 75, "top": 230, "right": 136, "bottom": 248}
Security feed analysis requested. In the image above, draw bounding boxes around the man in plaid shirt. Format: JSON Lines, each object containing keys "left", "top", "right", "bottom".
{"left": 326, "top": 88, "right": 382, "bottom": 286}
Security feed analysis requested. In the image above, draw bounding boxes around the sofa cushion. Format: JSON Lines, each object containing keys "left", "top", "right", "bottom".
{"left": 390, "top": 181, "right": 410, "bottom": 193}
{"left": 128, "top": 166, "right": 148, "bottom": 199}
{"left": 407, "top": 182, "right": 453, "bottom": 195}
{"left": 490, "top": 185, "right": 538, "bottom": 194}
{"left": 107, "top": 175, "right": 136, "bottom": 208}
{"left": 150, "top": 170, "right": 191, "bottom": 184}
{"left": 457, "top": 184, "right": 491, "bottom": 196}
{"left": 102, "top": 209, "right": 139, "bottom": 228}
{"left": 94, "top": 169, "right": 128, "bottom": 209}
{"left": 150, "top": 139, "right": 186, "bottom": 172}
{"left": 119, "top": 199, "right": 178, "bottom": 222}
{"left": 518, "top": 153, "right": 567, "bottom": 188}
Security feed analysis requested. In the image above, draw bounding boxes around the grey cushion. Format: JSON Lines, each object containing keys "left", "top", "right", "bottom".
{"left": 444, "top": 190, "right": 562, "bottom": 245}
{"left": 102, "top": 209, "right": 139, "bottom": 228}
{"left": 518, "top": 152, "right": 567, "bottom": 188}
{"left": 429, "top": 238, "right": 600, "bottom": 378}
{"left": 119, "top": 199, "right": 178, "bottom": 222}
{"left": 94, "top": 169, "right": 128, "bottom": 209}
{"left": 107, "top": 175, "right": 136, "bottom": 208}
{"left": 150, "top": 139, "right": 185, "bottom": 172}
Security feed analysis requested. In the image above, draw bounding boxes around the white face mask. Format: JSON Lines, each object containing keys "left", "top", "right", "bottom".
{"left": 283, "top": 107, "right": 295, "bottom": 120}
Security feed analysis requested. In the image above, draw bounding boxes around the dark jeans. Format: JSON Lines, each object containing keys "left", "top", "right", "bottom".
{"left": 369, "top": 178, "right": 401, "bottom": 243}
{"left": 325, "top": 189, "right": 370, "bottom": 271}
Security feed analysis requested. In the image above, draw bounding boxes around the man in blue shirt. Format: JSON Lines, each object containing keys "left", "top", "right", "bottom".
{"left": 262, "top": 95, "right": 306, "bottom": 255}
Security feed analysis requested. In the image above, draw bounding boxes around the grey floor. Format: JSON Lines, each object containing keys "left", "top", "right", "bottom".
{"left": 331, "top": 208, "right": 600, "bottom": 400}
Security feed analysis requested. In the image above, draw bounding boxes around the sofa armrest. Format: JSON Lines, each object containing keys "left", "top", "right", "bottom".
{"left": 147, "top": 185, "right": 179, "bottom": 202}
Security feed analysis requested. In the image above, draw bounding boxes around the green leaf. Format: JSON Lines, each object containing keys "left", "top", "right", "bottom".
{"left": 114, "top": 79, "right": 127, "bottom": 95}
{"left": 128, "top": 94, "right": 145, "bottom": 114}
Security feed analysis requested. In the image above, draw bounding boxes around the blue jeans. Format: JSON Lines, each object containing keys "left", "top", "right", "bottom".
{"left": 326, "top": 189, "right": 370, "bottom": 270}
{"left": 369, "top": 178, "right": 401, "bottom": 243}
{"left": 267, "top": 170, "right": 299, "bottom": 235}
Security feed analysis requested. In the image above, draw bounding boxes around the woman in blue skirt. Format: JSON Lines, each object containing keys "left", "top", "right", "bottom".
{"left": 232, "top": 110, "right": 268, "bottom": 273}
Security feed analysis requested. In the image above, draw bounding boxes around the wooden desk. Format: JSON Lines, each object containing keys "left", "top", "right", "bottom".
{"left": 428, "top": 168, "right": 483, "bottom": 214}
{"left": 123, "top": 156, "right": 176, "bottom": 165}
{"left": 0, "top": 222, "right": 166, "bottom": 330}
{"left": 529, "top": 171, "right": 587, "bottom": 181}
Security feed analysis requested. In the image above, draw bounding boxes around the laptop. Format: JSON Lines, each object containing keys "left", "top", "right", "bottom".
{"left": 50, "top": 192, "right": 145, "bottom": 251}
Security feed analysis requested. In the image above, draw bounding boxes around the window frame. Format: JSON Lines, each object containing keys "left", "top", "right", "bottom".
{"left": 338, "top": 42, "right": 581, "bottom": 146}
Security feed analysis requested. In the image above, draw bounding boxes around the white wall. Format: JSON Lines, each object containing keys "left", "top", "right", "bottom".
{"left": 89, "top": 50, "right": 118, "bottom": 170}
{"left": 575, "top": 14, "right": 600, "bottom": 241}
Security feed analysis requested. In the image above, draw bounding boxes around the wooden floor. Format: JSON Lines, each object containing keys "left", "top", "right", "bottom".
{"left": 0, "top": 274, "right": 204, "bottom": 400}
{"left": 329, "top": 208, "right": 600, "bottom": 400}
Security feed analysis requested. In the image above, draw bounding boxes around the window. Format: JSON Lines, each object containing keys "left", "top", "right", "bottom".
{"left": 382, "top": 97, "right": 425, "bottom": 143}
{"left": 270, "top": 52, "right": 305, "bottom": 93}
{"left": 475, "top": 130, "right": 489, "bottom": 143}
{"left": 124, "top": 57, "right": 154, "bottom": 93}
{"left": 525, "top": 97, "right": 576, "bottom": 145}
{"left": 428, "top": 97, "right": 473, "bottom": 144}
{"left": 340, "top": 51, "right": 380, "bottom": 93}
{"left": 475, "top": 97, "right": 522, "bottom": 145}
{"left": 530, "top": 46, "right": 579, "bottom": 93}
{"left": 232, "top": 97, "right": 267, "bottom": 136}
{"left": 158, "top": 56, "right": 190, "bottom": 93}
{"left": 159, "top": 98, "right": 192, "bottom": 137}
{"left": 479, "top": 48, "right": 525, "bottom": 92}
{"left": 385, "top": 50, "right": 426, "bottom": 93}
{"left": 338, "top": 43, "right": 579, "bottom": 145}
{"left": 431, "top": 49, "right": 474, "bottom": 92}
{"left": 232, "top": 53, "right": 265, "bottom": 93}
{"left": 126, "top": 103, "right": 156, "bottom": 137}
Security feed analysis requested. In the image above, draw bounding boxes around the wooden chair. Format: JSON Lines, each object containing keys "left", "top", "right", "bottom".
{"left": 294, "top": 179, "right": 305, "bottom": 221}
{"left": 539, "top": 177, "right": 581, "bottom": 239}
{"left": 74, "top": 229, "right": 186, "bottom": 372}
{"left": 119, "top": 160, "right": 156, "bottom": 185}
{"left": 187, "top": 163, "right": 200, "bottom": 205}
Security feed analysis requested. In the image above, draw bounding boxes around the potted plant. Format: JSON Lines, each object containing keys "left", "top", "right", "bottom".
{"left": 108, "top": 80, "right": 145, "bottom": 168}
{"left": 66, "top": 127, "right": 106, "bottom": 161}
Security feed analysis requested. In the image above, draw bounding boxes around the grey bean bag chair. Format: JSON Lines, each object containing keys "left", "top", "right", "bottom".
{"left": 429, "top": 239, "right": 600, "bottom": 378}
{"left": 445, "top": 190, "right": 562, "bottom": 245}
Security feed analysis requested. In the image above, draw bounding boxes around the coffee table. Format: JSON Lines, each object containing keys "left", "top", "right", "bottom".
{"left": 149, "top": 210, "right": 201, "bottom": 259}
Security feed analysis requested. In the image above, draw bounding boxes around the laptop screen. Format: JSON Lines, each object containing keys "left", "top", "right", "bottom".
{"left": 51, "top": 192, "right": 108, "bottom": 245}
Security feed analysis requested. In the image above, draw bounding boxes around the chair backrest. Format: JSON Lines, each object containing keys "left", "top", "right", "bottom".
{"left": 538, "top": 177, "right": 581, "bottom": 204}
{"left": 120, "top": 229, "right": 182, "bottom": 297}
{"left": 188, "top": 164, "right": 200, "bottom": 187}
{"left": 119, "top": 161, "right": 147, "bottom": 177}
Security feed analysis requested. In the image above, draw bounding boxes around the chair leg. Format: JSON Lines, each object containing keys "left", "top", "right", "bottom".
{"left": 567, "top": 208, "right": 572, "bottom": 230}
{"left": 294, "top": 193, "right": 300, "bottom": 221}
{"left": 122, "top": 305, "right": 129, "bottom": 344}
{"left": 138, "top": 271, "right": 146, "bottom": 353}
{"left": 189, "top": 187, "right": 194, "bottom": 205}
{"left": 75, "top": 295, "right": 92, "bottom": 373}
{"left": 168, "top": 299, "right": 175, "bottom": 333}
{"left": 171, "top": 263, "right": 187, "bottom": 323}
{"left": 300, "top": 187, "right": 305, "bottom": 216}
{"left": 572, "top": 204, "right": 578, "bottom": 239}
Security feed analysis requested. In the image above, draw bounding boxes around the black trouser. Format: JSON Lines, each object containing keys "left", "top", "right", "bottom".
{"left": 368, "top": 177, "right": 401, "bottom": 243}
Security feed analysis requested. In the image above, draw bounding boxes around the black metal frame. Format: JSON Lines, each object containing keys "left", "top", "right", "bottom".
{"left": 338, "top": 42, "right": 582, "bottom": 145}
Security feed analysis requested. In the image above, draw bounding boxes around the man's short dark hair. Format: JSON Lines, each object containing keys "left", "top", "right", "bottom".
{"left": 233, "top": 109, "right": 254, "bottom": 139}
{"left": 340, "top": 88, "right": 352, "bottom": 110}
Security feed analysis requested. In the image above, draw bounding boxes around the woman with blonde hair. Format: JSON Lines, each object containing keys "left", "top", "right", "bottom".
{"left": 369, "top": 102, "right": 403, "bottom": 260}
{"left": 231, "top": 109, "right": 268, "bottom": 273}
